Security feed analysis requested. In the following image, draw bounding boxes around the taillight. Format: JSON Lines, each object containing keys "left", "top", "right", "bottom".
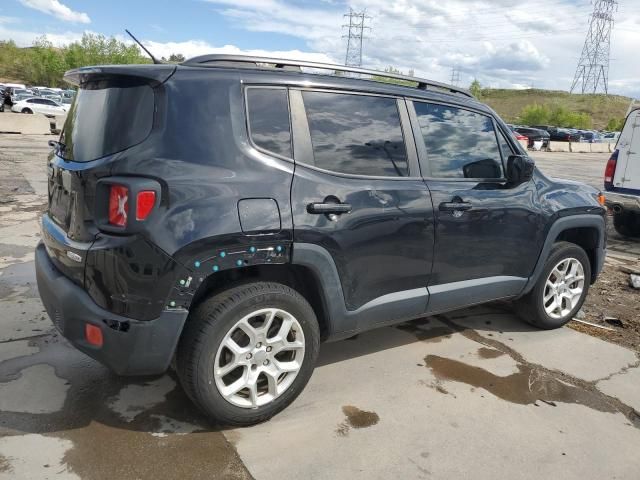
{"left": 108, "top": 184, "right": 129, "bottom": 227}
{"left": 136, "top": 191, "right": 156, "bottom": 221}
{"left": 604, "top": 150, "right": 618, "bottom": 190}
{"left": 98, "top": 178, "right": 160, "bottom": 232}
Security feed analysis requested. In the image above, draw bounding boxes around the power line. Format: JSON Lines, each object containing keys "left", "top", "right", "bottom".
{"left": 343, "top": 9, "right": 370, "bottom": 68}
{"left": 570, "top": 0, "right": 618, "bottom": 94}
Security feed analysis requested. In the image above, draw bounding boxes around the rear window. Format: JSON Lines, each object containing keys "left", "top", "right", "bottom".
{"left": 60, "top": 80, "right": 154, "bottom": 162}
{"left": 246, "top": 88, "right": 292, "bottom": 158}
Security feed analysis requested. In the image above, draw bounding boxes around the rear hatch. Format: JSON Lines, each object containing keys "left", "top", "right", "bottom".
{"left": 43, "top": 65, "right": 175, "bottom": 285}
{"left": 613, "top": 108, "right": 640, "bottom": 191}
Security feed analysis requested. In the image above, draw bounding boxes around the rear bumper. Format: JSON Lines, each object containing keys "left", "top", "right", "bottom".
{"left": 605, "top": 191, "right": 640, "bottom": 214}
{"left": 35, "top": 242, "right": 188, "bottom": 376}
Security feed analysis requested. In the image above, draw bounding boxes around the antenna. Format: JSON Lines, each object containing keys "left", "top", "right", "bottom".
{"left": 125, "top": 29, "right": 162, "bottom": 64}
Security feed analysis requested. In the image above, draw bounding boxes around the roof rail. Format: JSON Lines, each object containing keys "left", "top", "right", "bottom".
{"left": 181, "top": 54, "right": 473, "bottom": 98}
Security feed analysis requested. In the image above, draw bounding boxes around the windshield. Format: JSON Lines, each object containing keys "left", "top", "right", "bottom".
{"left": 59, "top": 79, "right": 154, "bottom": 162}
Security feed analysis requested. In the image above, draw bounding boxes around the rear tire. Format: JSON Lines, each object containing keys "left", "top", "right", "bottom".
{"left": 21, "top": 108, "right": 33, "bottom": 114}
{"left": 613, "top": 211, "right": 640, "bottom": 238}
{"left": 176, "top": 282, "right": 320, "bottom": 426}
{"left": 515, "top": 241, "right": 591, "bottom": 329}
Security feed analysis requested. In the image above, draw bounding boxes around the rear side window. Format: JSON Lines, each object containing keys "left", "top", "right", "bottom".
{"left": 302, "top": 91, "right": 408, "bottom": 177}
{"left": 60, "top": 80, "right": 154, "bottom": 162}
{"left": 246, "top": 88, "right": 292, "bottom": 158}
{"left": 414, "top": 102, "right": 503, "bottom": 179}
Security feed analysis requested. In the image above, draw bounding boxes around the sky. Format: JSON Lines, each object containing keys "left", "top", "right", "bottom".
{"left": 1, "top": 0, "right": 639, "bottom": 97}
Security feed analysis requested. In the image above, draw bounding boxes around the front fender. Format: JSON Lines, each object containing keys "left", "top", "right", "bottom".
{"left": 520, "top": 214, "right": 606, "bottom": 296}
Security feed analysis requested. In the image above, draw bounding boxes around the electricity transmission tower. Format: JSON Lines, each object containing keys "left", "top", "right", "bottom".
{"left": 570, "top": 0, "right": 617, "bottom": 95}
{"left": 449, "top": 66, "right": 460, "bottom": 86}
{"left": 343, "top": 9, "right": 370, "bottom": 67}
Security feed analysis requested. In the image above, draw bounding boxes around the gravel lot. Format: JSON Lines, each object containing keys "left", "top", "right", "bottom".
{"left": 0, "top": 136, "right": 639, "bottom": 480}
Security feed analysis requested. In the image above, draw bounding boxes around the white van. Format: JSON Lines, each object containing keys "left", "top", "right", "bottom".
{"left": 605, "top": 108, "right": 640, "bottom": 237}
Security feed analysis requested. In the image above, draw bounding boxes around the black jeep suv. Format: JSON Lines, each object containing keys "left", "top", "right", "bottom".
{"left": 36, "top": 56, "right": 606, "bottom": 425}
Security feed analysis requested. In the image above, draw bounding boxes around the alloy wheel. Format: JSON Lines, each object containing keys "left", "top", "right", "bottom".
{"left": 213, "top": 308, "right": 305, "bottom": 408}
{"left": 543, "top": 257, "right": 585, "bottom": 319}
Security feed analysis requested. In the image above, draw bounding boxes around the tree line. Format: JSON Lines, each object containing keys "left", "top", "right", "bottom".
{"left": 0, "top": 34, "right": 156, "bottom": 88}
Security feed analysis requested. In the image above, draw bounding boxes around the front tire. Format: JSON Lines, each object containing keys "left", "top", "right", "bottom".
{"left": 21, "top": 108, "right": 33, "bottom": 114}
{"left": 515, "top": 241, "right": 591, "bottom": 329}
{"left": 176, "top": 282, "right": 320, "bottom": 426}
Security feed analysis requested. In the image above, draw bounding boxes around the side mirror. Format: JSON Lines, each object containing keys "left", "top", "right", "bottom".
{"left": 506, "top": 155, "right": 535, "bottom": 185}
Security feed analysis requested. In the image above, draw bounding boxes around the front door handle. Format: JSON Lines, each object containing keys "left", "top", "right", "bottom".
{"left": 307, "top": 202, "right": 352, "bottom": 214}
{"left": 439, "top": 201, "right": 472, "bottom": 212}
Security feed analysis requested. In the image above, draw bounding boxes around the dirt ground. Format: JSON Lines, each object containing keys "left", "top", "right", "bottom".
{"left": 570, "top": 258, "right": 640, "bottom": 353}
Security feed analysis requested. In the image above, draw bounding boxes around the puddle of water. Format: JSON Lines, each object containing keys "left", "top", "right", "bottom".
{"left": 425, "top": 355, "right": 617, "bottom": 413}
{"left": 396, "top": 318, "right": 453, "bottom": 343}
{"left": 0, "top": 334, "right": 252, "bottom": 479}
{"left": 342, "top": 405, "right": 379, "bottom": 429}
{"left": 61, "top": 423, "right": 250, "bottom": 480}
{"left": 477, "top": 347, "right": 505, "bottom": 359}
{"left": 336, "top": 405, "right": 380, "bottom": 437}
{"left": 0, "top": 261, "right": 37, "bottom": 299}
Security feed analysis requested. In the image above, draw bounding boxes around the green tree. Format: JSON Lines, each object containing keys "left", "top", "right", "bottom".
{"left": 371, "top": 66, "right": 416, "bottom": 87}
{"left": 606, "top": 117, "right": 625, "bottom": 131}
{"left": 168, "top": 53, "right": 185, "bottom": 62}
{"left": 517, "top": 103, "right": 593, "bottom": 129}
{"left": 0, "top": 34, "right": 150, "bottom": 87}
{"left": 518, "top": 103, "right": 551, "bottom": 125}
{"left": 469, "top": 79, "right": 482, "bottom": 99}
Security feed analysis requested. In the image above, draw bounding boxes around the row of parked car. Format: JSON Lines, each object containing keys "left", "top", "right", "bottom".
{"left": 508, "top": 124, "right": 621, "bottom": 150}
{"left": 0, "top": 84, "right": 74, "bottom": 116}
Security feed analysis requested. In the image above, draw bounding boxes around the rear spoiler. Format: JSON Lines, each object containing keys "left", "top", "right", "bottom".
{"left": 64, "top": 64, "right": 176, "bottom": 88}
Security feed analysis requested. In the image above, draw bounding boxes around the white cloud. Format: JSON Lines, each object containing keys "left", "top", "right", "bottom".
{"left": 19, "top": 0, "right": 90, "bottom": 24}
{"left": 0, "top": 24, "right": 85, "bottom": 46}
{"left": 144, "top": 39, "right": 335, "bottom": 64}
{"left": 199, "top": 0, "right": 640, "bottom": 97}
{"left": 2, "top": 0, "right": 639, "bottom": 97}
{"left": 0, "top": 16, "right": 21, "bottom": 25}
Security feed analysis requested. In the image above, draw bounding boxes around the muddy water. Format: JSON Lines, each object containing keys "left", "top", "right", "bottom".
{"left": 477, "top": 347, "right": 505, "bottom": 359}
{"left": 425, "top": 355, "right": 617, "bottom": 413}
{"left": 396, "top": 318, "right": 453, "bottom": 343}
{"left": 61, "top": 424, "right": 248, "bottom": 480}
{"left": 342, "top": 406, "right": 380, "bottom": 429}
{"left": 0, "top": 332, "right": 252, "bottom": 479}
{"left": 336, "top": 405, "right": 380, "bottom": 437}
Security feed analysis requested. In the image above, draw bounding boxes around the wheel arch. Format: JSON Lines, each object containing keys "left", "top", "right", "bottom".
{"left": 521, "top": 214, "right": 606, "bottom": 296}
{"left": 187, "top": 262, "right": 331, "bottom": 341}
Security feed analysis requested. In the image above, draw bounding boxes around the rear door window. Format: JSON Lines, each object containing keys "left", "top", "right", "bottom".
{"left": 302, "top": 91, "right": 409, "bottom": 177}
{"left": 246, "top": 88, "right": 292, "bottom": 158}
{"left": 60, "top": 79, "right": 154, "bottom": 162}
{"left": 414, "top": 102, "right": 503, "bottom": 179}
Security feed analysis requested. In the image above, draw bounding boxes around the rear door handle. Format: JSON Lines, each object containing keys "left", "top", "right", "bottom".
{"left": 307, "top": 202, "right": 352, "bottom": 214}
{"left": 439, "top": 201, "right": 472, "bottom": 212}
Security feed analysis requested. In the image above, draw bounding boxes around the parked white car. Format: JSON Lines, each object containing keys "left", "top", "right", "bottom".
{"left": 604, "top": 108, "right": 640, "bottom": 237}
{"left": 603, "top": 132, "right": 621, "bottom": 144}
{"left": 11, "top": 97, "right": 68, "bottom": 116}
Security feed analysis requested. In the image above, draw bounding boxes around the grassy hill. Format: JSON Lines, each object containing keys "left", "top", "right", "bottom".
{"left": 480, "top": 88, "right": 633, "bottom": 130}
